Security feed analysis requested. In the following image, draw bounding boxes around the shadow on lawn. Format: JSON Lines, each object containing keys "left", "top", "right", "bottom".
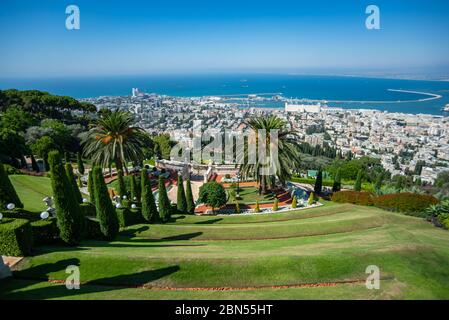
{"left": 4, "top": 260, "right": 180, "bottom": 300}
{"left": 195, "top": 218, "right": 223, "bottom": 225}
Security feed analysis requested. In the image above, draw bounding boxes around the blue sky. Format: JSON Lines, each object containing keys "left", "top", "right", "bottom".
{"left": 0, "top": 0, "right": 448, "bottom": 77}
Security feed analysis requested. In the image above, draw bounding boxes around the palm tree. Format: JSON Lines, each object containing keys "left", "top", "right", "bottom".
{"left": 82, "top": 110, "right": 151, "bottom": 173}
{"left": 239, "top": 115, "right": 300, "bottom": 194}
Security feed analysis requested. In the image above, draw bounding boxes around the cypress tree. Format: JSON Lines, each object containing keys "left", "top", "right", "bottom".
{"left": 235, "top": 201, "right": 241, "bottom": 214}
{"left": 354, "top": 169, "right": 363, "bottom": 192}
{"left": 116, "top": 169, "right": 127, "bottom": 199}
{"left": 292, "top": 195, "right": 297, "bottom": 209}
{"left": 77, "top": 152, "right": 85, "bottom": 175}
{"left": 254, "top": 201, "right": 260, "bottom": 213}
{"left": 0, "top": 161, "right": 23, "bottom": 209}
{"left": 308, "top": 192, "right": 315, "bottom": 205}
{"left": 65, "top": 163, "right": 83, "bottom": 204}
{"left": 185, "top": 177, "right": 195, "bottom": 214}
{"left": 314, "top": 170, "right": 323, "bottom": 194}
{"left": 176, "top": 175, "right": 187, "bottom": 214}
{"left": 130, "top": 174, "right": 137, "bottom": 201}
{"left": 31, "top": 154, "right": 40, "bottom": 172}
{"left": 92, "top": 166, "right": 119, "bottom": 240}
{"left": 158, "top": 176, "right": 172, "bottom": 223}
{"left": 48, "top": 151, "right": 82, "bottom": 245}
{"left": 88, "top": 170, "right": 95, "bottom": 203}
{"left": 78, "top": 175, "right": 83, "bottom": 188}
{"left": 141, "top": 169, "right": 158, "bottom": 222}
{"left": 272, "top": 198, "right": 279, "bottom": 211}
{"left": 332, "top": 169, "right": 342, "bottom": 192}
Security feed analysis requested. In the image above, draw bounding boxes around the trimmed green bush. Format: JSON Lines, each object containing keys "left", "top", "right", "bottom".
{"left": 332, "top": 191, "right": 374, "bottom": 206}
{"left": 1, "top": 208, "right": 41, "bottom": 221}
{"left": 116, "top": 207, "right": 144, "bottom": 228}
{"left": 66, "top": 162, "right": 83, "bottom": 204}
{"left": 0, "top": 161, "right": 23, "bottom": 209}
{"left": 92, "top": 166, "right": 119, "bottom": 240}
{"left": 84, "top": 216, "right": 103, "bottom": 240}
{"left": 88, "top": 170, "right": 94, "bottom": 202}
{"left": 185, "top": 177, "right": 195, "bottom": 214}
{"left": 77, "top": 152, "right": 85, "bottom": 175}
{"left": 373, "top": 193, "right": 439, "bottom": 216}
{"left": 176, "top": 175, "right": 187, "bottom": 214}
{"left": 80, "top": 202, "right": 96, "bottom": 218}
{"left": 308, "top": 192, "right": 315, "bottom": 206}
{"left": 0, "top": 218, "right": 33, "bottom": 256}
{"left": 272, "top": 198, "right": 279, "bottom": 211}
{"left": 254, "top": 201, "right": 260, "bottom": 213}
{"left": 31, "top": 218, "right": 59, "bottom": 245}
{"left": 292, "top": 196, "right": 297, "bottom": 208}
{"left": 314, "top": 171, "right": 323, "bottom": 194}
{"left": 117, "top": 169, "right": 127, "bottom": 199}
{"left": 141, "top": 169, "right": 158, "bottom": 222}
{"left": 130, "top": 174, "right": 141, "bottom": 202}
{"left": 48, "top": 151, "right": 83, "bottom": 245}
{"left": 158, "top": 176, "right": 172, "bottom": 222}
{"left": 332, "top": 169, "right": 342, "bottom": 192}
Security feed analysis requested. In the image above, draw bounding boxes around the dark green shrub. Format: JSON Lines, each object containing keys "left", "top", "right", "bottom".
{"left": 48, "top": 151, "right": 83, "bottom": 245}
{"left": 130, "top": 174, "right": 141, "bottom": 202}
{"left": 88, "top": 170, "right": 95, "bottom": 203}
{"left": 331, "top": 191, "right": 375, "bottom": 206}
{"left": 77, "top": 152, "right": 85, "bottom": 175}
{"left": 354, "top": 169, "right": 363, "bottom": 192}
{"left": 0, "top": 161, "right": 23, "bottom": 209}
{"left": 0, "top": 218, "right": 33, "bottom": 256}
{"left": 373, "top": 193, "right": 439, "bottom": 216}
{"left": 116, "top": 207, "right": 144, "bottom": 228}
{"left": 84, "top": 216, "right": 103, "bottom": 240}
{"left": 3, "top": 164, "right": 21, "bottom": 175}
{"left": 176, "top": 175, "right": 187, "bottom": 213}
{"left": 1, "top": 208, "right": 41, "bottom": 221}
{"left": 65, "top": 163, "right": 83, "bottom": 203}
{"left": 92, "top": 166, "right": 119, "bottom": 240}
{"left": 185, "top": 177, "right": 195, "bottom": 214}
{"left": 314, "top": 170, "right": 323, "bottom": 194}
{"left": 117, "top": 169, "right": 127, "bottom": 199}
{"left": 80, "top": 202, "right": 96, "bottom": 218}
{"left": 141, "top": 169, "right": 158, "bottom": 222}
{"left": 332, "top": 169, "right": 342, "bottom": 192}
{"left": 198, "top": 181, "right": 227, "bottom": 214}
{"left": 158, "top": 176, "right": 172, "bottom": 222}
{"left": 31, "top": 218, "right": 59, "bottom": 245}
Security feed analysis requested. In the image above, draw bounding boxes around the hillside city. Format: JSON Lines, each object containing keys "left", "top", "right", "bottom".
{"left": 81, "top": 89, "right": 449, "bottom": 184}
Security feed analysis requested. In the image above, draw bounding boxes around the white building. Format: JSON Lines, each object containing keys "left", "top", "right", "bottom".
{"left": 285, "top": 102, "right": 321, "bottom": 113}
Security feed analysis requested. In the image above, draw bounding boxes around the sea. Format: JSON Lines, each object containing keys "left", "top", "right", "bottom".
{"left": 1, "top": 74, "right": 449, "bottom": 115}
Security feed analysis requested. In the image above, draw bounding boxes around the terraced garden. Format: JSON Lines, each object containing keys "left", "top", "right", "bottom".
{"left": 2, "top": 201, "right": 449, "bottom": 300}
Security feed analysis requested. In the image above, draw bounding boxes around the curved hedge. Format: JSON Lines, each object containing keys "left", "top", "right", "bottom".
{"left": 0, "top": 208, "right": 41, "bottom": 221}
{"left": 331, "top": 191, "right": 375, "bottom": 206}
{"left": 373, "top": 193, "right": 439, "bottom": 216}
{"left": 0, "top": 218, "right": 33, "bottom": 256}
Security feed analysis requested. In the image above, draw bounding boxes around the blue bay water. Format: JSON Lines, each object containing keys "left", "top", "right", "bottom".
{"left": 1, "top": 74, "right": 449, "bottom": 115}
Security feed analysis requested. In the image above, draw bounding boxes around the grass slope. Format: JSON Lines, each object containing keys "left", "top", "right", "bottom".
{"left": 1, "top": 189, "right": 449, "bottom": 299}
{"left": 9, "top": 175, "right": 53, "bottom": 211}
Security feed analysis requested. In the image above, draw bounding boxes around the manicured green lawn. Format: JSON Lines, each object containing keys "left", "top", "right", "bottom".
{"left": 2, "top": 201, "right": 449, "bottom": 300}
{"left": 226, "top": 187, "right": 275, "bottom": 205}
{"left": 9, "top": 175, "right": 53, "bottom": 212}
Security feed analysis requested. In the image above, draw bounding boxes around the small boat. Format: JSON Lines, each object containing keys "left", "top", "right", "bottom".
{"left": 443, "top": 104, "right": 449, "bottom": 112}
